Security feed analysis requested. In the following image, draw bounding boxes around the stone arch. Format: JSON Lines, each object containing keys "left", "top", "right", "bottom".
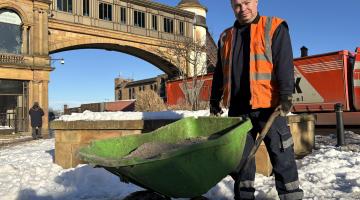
{"left": 0, "top": 3, "right": 30, "bottom": 25}
{"left": 50, "top": 41, "right": 180, "bottom": 78}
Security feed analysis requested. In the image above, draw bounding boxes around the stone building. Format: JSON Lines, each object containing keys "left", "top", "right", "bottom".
{"left": 114, "top": 74, "right": 167, "bottom": 101}
{"left": 113, "top": 0, "right": 217, "bottom": 102}
{"left": 0, "top": 0, "right": 214, "bottom": 133}
{"left": 0, "top": 1, "right": 51, "bottom": 132}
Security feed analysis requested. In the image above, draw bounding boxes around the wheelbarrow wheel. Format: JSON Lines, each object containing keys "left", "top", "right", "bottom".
{"left": 123, "top": 190, "right": 170, "bottom": 200}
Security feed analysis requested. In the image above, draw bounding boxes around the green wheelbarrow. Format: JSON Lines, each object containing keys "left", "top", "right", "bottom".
{"left": 78, "top": 116, "right": 253, "bottom": 199}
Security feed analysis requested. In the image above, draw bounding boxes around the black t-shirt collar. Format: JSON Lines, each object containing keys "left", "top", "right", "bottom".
{"left": 234, "top": 13, "right": 260, "bottom": 29}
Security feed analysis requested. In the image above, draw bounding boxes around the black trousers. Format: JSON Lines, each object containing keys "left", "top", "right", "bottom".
{"left": 32, "top": 126, "right": 42, "bottom": 139}
{"left": 229, "top": 108, "right": 304, "bottom": 200}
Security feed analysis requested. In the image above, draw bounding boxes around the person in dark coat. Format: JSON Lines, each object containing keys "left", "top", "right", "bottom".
{"left": 48, "top": 111, "right": 56, "bottom": 138}
{"left": 29, "top": 102, "right": 44, "bottom": 139}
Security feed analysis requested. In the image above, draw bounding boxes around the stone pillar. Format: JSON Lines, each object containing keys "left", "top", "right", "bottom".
{"left": 32, "top": 2, "right": 51, "bottom": 56}
{"left": 29, "top": 72, "right": 50, "bottom": 134}
{"left": 21, "top": 25, "right": 28, "bottom": 54}
{"left": 41, "top": 80, "right": 49, "bottom": 131}
{"left": 32, "top": 8, "right": 40, "bottom": 55}
{"left": 30, "top": 1, "right": 51, "bottom": 134}
{"left": 41, "top": 10, "right": 49, "bottom": 54}
{"left": 31, "top": 80, "right": 40, "bottom": 104}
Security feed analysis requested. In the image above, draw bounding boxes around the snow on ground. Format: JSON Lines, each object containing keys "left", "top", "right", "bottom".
{"left": 0, "top": 135, "right": 31, "bottom": 145}
{"left": 0, "top": 126, "right": 12, "bottom": 129}
{"left": 1, "top": 132, "right": 359, "bottom": 200}
{"left": 1, "top": 110, "right": 360, "bottom": 200}
{"left": 0, "top": 139, "right": 141, "bottom": 200}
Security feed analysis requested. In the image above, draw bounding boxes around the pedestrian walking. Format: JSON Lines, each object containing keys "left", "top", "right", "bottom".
{"left": 29, "top": 102, "right": 44, "bottom": 139}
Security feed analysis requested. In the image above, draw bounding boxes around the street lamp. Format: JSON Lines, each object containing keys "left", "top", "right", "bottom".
{"left": 50, "top": 58, "right": 65, "bottom": 65}
{"left": 49, "top": 57, "right": 65, "bottom": 70}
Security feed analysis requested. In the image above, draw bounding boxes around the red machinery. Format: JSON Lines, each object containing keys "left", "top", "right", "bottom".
{"left": 166, "top": 47, "right": 360, "bottom": 125}
{"left": 292, "top": 47, "right": 360, "bottom": 125}
{"left": 353, "top": 47, "right": 360, "bottom": 110}
{"left": 166, "top": 73, "right": 213, "bottom": 105}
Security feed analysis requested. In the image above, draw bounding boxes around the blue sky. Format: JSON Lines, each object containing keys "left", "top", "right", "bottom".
{"left": 49, "top": 0, "right": 360, "bottom": 110}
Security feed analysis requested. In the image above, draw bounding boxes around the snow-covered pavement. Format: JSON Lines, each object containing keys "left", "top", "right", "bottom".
{"left": 1, "top": 131, "right": 359, "bottom": 200}
{"left": 0, "top": 126, "right": 12, "bottom": 129}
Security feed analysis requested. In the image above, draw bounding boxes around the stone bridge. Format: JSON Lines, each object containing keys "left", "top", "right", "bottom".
{"left": 0, "top": 0, "right": 215, "bottom": 132}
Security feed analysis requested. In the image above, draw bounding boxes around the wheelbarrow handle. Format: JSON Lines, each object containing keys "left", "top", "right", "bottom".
{"left": 239, "top": 107, "right": 281, "bottom": 173}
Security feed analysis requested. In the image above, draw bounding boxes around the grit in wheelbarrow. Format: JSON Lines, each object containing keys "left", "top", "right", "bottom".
{"left": 78, "top": 116, "right": 252, "bottom": 198}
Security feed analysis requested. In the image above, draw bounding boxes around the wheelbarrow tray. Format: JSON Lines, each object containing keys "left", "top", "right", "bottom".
{"left": 78, "top": 117, "right": 252, "bottom": 198}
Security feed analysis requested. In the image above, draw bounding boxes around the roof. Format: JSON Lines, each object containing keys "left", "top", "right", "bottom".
{"left": 177, "top": 0, "right": 207, "bottom": 11}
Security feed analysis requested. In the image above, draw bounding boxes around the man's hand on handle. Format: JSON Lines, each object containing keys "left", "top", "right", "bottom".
{"left": 279, "top": 95, "right": 293, "bottom": 116}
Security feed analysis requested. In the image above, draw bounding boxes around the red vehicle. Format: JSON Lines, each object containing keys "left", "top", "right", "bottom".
{"left": 291, "top": 47, "right": 360, "bottom": 125}
{"left": 166, "top": 47, "right": 360, "bottom": 125}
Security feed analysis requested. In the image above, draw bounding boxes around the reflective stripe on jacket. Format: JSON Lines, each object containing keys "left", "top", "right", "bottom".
{"left": 219, "top": 16, "right": 284, "bottom": 108}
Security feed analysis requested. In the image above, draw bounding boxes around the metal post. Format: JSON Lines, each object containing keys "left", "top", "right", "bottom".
{"left": 334, "top": 103, "right": 345, "bottom": 146}
{"left": 14, "top": 109, "right": 18, "bottom": 133}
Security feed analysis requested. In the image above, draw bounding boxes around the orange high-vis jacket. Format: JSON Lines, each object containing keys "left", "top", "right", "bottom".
{"left": 219, "top": 16, "right": 284, "bottom": 109}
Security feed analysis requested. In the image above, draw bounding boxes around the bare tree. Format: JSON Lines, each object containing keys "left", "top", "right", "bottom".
{"left": 135, "top": 90, "right": 167, "bottom": 112}
{"left": 155, "top": 35, "right": 215, "bottom": 110}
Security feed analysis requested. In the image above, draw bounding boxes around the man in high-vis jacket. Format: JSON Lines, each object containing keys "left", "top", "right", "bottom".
{"left": 210, "top": 0, "right": 304, "bottom": 199}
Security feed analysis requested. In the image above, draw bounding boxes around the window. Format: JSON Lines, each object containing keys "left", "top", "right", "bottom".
{"left": 0, "top": 9, "right": 22, "bottom": 54}
{"left": 120, "top": 7, "right": 126, "bottom": 24}
{"left": 163, "top": 17, "right": 173, "bottom": 33}
{"left": 150, "top": 85, "right": 153, "bottom": 90}
{"left": 128, "top": 88, "right": 131, "bottom": 99}
{"left": 83, "top": 0, "right": 89, "bottom": 16}
{"left": 133, "top": 10, "right": 145, "bottom": 28}
{"left": 179, "top": 21, "right": 184, "bottom": 36}
{"left": 139, "top": 86, "right": 142, "bottom": 91}
{"left": 160, "top": 79, "right": 166, "bottom": 97}
{"left": 118, "top": 90, "right": 122, "bottom": 100}
{"left": 57, "top": 0, "right": 73, "bottom": 13}
{"left": 99, "top": 2, "right": 112, "bottom": 21}
{"left": 152, "top": 15, "right": 157, "bottom": 30}
{"left": 0, "top": 79, "right": 29, "bottom": 132}
{"left": 154, "top": 84, "right": 157, "bottom": 91}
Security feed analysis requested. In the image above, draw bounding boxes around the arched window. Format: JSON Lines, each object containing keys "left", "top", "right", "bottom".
{"left": 0, "top": 9, "right": 22, "bottom": 54}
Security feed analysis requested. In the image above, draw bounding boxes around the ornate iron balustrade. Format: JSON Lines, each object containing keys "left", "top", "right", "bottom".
{"left": 0, "top": 53, "right": 25, "bottom": 64}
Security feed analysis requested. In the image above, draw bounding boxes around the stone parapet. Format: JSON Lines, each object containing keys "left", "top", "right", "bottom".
{"left": 53, "top": 114, "right": 315, "bottom": 176}
{"left": 52, "top": 119, "right": 176, "bottom": 169}
{"left": 51, "top": 120, "right": 175, "bottom": 130}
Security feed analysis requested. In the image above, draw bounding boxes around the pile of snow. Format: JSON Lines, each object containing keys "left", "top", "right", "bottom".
{"left": 1, "top": 130, "right": 360, "bottom": 199}
{"left": 58, "top": 110, "right": 229, "bottom": 121}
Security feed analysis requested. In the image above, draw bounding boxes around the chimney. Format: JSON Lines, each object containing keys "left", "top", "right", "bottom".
{"left": 301, "top": 46, "right": 308, "bottom": 57}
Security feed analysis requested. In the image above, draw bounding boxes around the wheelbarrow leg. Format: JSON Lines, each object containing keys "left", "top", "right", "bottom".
{"left": 190, "top": 196, "right": 209, "bottom": 200}
{"left": 122, "top": 190, "right": 170, "bottom": 200}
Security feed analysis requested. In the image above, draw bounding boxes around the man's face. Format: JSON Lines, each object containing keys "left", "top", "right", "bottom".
{"left": 231, "top": 0, "right": 258, "bottom": 24}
